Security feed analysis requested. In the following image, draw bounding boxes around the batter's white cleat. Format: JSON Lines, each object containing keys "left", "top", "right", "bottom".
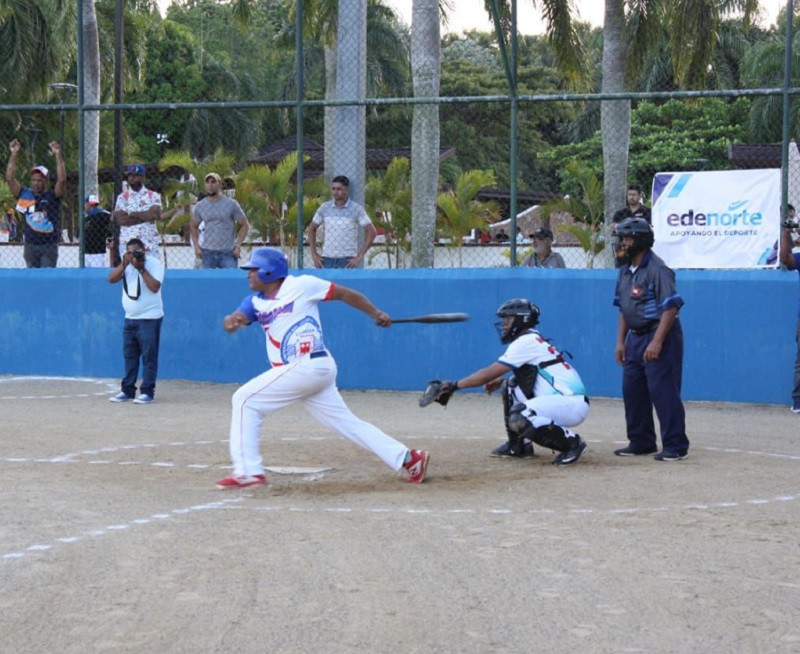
{"left": 215, "top": 474, "right": 266, "bottom": 490}
{"left": 404, "top": 449, "right": 429, "bottom": 484}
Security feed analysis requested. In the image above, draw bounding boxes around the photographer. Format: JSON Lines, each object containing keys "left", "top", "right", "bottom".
{"left": 107, "top": 238, "right": 165, "bottom": 405}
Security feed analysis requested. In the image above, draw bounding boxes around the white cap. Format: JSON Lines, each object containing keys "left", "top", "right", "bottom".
{"left": 31, "top": 165, "right": 49, "bottom": 177}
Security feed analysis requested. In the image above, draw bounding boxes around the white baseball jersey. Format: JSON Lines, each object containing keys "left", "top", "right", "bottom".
{"left": 499, "top": 330, "right": 586, "bottom": 397}
{"left": 238, "top": 274, "right": 333, "bottom": 367}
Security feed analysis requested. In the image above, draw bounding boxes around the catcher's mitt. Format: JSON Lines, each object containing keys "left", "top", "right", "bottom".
{"left": 419, "top": 379, "right": 458, "bottom": 408}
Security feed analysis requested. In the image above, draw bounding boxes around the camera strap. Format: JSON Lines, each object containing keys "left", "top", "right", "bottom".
{"left": 123, "top": 268, "right": 141, "bottom": 300}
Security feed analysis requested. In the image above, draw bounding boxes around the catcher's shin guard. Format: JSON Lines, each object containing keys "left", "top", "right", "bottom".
{"left": 501, "top": 384, "right": 527, "bottom": 455}
{"left": 507, "top": 404, "right": 572, "bottom": 452}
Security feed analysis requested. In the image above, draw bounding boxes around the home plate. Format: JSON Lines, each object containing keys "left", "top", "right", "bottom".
{"left": 265, "top": 466, "right": 334, "bottom": 476}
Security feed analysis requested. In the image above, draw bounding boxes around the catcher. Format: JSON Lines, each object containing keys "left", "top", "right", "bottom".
{"left": 420, "top": 299, "right": 589, "bottom": 465}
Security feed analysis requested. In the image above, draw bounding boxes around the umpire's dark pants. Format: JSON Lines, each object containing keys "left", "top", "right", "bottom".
{"left": 622, "top": 320, "right": 690, "bottom": 455}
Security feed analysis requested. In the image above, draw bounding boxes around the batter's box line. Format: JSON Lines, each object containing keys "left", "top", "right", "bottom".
{"left": 218, "top": 493, "right": 798, "bottom": 517}
{"left": 1, "top": 497, "right": 245, "bottom": 564}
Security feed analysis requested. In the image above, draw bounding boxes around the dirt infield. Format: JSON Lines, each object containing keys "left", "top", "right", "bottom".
{"left": 2, "top": 376, "right": 800, "bottom": 653}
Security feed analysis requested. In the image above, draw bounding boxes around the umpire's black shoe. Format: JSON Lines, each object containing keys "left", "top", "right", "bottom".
{"left": 614, "top": 445, "right": 658, "bottom": 456}
{"left": 491, "top": 439, "right": 534, "bottom": 458}
{"left": 553, "top": 436, "right": 587, "bottom": 465}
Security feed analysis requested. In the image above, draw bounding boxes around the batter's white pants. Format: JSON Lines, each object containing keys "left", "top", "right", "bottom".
{"left": 229, "top": 354, "right": 409, "bottom": 476}
{"left": 511, "top": 388, "right": 589, "bottom": 436}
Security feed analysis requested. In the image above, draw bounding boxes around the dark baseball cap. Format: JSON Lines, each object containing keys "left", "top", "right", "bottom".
{"left": 126, "top": 163, "right": 146, "bottom": 176}
{"left": 531, "top": 227, "right": 554, "bottom": 240}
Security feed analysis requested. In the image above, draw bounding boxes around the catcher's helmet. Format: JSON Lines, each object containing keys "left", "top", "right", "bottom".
{"left": 240, "top": 247, "right": 289, "bottom": 283}
{"left": 614, "top": 217, "right": 654, "bottom": 263}
{"left": 495, "top": 298, "right": 540, "bottom": 344}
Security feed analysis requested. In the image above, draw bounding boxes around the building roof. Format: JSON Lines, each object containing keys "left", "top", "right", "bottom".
{"left": 248, "top": 137, "right": 456, "bottom": 173}
{"left": 727, "top": 143, "right": 782, "bottom": 169}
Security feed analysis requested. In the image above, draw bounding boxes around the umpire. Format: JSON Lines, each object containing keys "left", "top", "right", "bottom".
{"left": 612, "top": 218, "right": 690, "bottom": 461}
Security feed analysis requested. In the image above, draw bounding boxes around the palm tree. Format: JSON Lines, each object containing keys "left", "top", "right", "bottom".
{"left": 365, "top": 156, "right": 413, "bottom": 268}
{"left": 740, "top": 9, "right": 799, "bottom": 142}
{"left": 410, "top": 0, "right": 441, "bottom": 268}
{"left": 436, "top": 169, "right": 499, "bottom": 267}
{"left": 0, "top": 0, "right": 71, "bottom": 102}
{"left": 598, "top": 0, "right": 762, "bottom": 265}
{"left": 234, "top": 153, "right": 326, "bottom": 264}
{"left": 541, "top": 159, "right": 605, "bottom": 269}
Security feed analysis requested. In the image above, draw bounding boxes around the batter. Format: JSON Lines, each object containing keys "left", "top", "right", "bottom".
{"left": 216, "top": 247, "right": 429, "bottom": 489}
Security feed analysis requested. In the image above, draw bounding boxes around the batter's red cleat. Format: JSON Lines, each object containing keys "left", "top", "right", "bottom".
{"left": 215, "top": 474, "right": 266, "bottom": 490}
{"left": 404, "top": 449, "right": 429, "bottom": 483}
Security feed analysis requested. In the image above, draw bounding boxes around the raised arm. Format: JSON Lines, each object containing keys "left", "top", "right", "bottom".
{"left": 5, "top": 139, "right": 21, "bottom": 196}
{"left": 50, "top": 141, "right": 66, "bottom": 198}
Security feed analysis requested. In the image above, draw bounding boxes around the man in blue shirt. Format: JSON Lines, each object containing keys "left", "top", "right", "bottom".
{"left": 613, "top": 218, "right": 690, "bottom": 460}
{"left": 779, "top": 216, "right": 800, "bottom": 413}
{"left": 5, "top": 139, "right": 66, "bottom": 267}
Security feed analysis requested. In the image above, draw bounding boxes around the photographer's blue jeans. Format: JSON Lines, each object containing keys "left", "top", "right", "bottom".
{"left": 121, "top": 317, "right": 163, "bottom": 398}
{"left": 201, "top": 249, "right": 237, "bottom": 269}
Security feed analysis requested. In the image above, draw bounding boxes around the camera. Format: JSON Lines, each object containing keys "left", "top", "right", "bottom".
{"left": 132, "top": 250, "right": 145, "bottom": 261}
{"left": 782, "top": 218, "right": 799, "bottom": 230}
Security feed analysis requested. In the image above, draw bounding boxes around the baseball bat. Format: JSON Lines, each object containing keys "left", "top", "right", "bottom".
{"left": 387, "top": 312, "right": 469, "bottom": 324}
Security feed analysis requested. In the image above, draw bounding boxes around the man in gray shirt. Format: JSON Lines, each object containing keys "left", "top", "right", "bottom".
{"left": 521, "top": 227, "right": 566, "bottom": 268}
{"left": 190, "top": 172, "right": 250, "bottom": 269}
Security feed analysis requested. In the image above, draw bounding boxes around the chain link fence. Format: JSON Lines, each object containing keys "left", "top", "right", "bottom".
{"left": 0, "top": 1, "right": 796, "bottom": 270}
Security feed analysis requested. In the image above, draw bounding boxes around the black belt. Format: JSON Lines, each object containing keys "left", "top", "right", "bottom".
{"left": 630, "top": 323, "right": 658, "bottom": 336}
{"left": 310, "top": 351, "right": 328, "bottom": 359}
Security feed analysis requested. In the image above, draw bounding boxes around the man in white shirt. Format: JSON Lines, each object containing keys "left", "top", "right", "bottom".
{"left": 107, "top": 237, "right": 165, "bottom": 405}
{"left": 307, "top": 175, "right": 376, "bottom": 268}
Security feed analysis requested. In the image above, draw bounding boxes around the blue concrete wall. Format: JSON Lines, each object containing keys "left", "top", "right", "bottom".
{"left": 0, "top": 267, "right": 797, "bottom": 404}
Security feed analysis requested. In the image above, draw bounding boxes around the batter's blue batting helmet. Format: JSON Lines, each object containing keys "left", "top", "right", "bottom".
{"left": 240, "top": 247, "right": 289, "bottom": 283}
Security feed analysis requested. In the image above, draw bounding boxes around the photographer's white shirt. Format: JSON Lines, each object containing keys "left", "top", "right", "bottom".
{"left": 121, "top": 256, "right": 164, "bottom": 320}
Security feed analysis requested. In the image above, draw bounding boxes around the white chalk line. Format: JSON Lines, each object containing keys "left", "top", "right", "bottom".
{"left": 1, "top": 497, "right": 244, "bottom": 564}
{"left": 4, "top": 438, "right": 800, "bottom": 470}
{"left": 0, "top": 376, "right": 118, "bottom": 400}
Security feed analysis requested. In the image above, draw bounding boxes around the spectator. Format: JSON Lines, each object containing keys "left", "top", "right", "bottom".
{"left": 494, "top": 230, "right": 509, "bottom": 243}
{"left": 768, "top": 204, "right": 796, "bottom": 266}
{"left": 521, "top": 227, "right": 566, "bottom": 268}
{"left": 307, "top": 175, "right": 376, "bottom": 268}
{"left": 779, "top": 213, "right": 800, "bottom": 413}
{"left": 113, "top": 163, "right": 162, "bottom": 260}
{"left": 612, "top": 184, "right": 651, "bottom": 225}
{"left": 611, "top": 185, "right": 652, "bottom": 266}
{"left": 107, "top": 237, "right": 165, "bottom": 405}
{"left": 190, "top": 172, "right": 249, "bottom": 268}
{"left": 6, "top": 139, "right": 66, "bottom": 268}
{"left": 83, "top": 195, "right": 112, "bottom": 268}
{"left": 612, "top": 218, "right": 690, "bottom": 461}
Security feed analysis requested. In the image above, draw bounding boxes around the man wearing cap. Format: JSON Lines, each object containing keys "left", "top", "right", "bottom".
{"left": 83, "top": 195, "right": 113, "bottom": 268}
{"left": 6, "top": 138, "right": 66, "bottom": 268}
{"left": 190, "top": 172, "right": 250, "bottom": 268}
{"left": 521, "top": 227, "right": 566, "bottom": 268}
{"left": 113, "top": 163, "right": 162, "bottom": 260}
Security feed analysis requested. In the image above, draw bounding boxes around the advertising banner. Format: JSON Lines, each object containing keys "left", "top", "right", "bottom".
{"left": 651, "top": 168, "right": 780, "bottom": 268}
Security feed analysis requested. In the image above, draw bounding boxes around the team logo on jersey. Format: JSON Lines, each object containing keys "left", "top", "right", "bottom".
{"left": 280, "top": 316, "right": 324, "bottom": 363}
{"left": 630, "top": 284, "right": 645, "bottom": 298}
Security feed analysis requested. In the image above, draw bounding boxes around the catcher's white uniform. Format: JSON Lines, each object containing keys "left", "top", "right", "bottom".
{"left": 228, "top": 275, "right": 408, "bottom": 477}
{"left": 499, "top": 329, "right": 589, "bottom": 432}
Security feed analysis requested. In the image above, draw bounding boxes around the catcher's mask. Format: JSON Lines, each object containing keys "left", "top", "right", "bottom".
{"left": 495, "top": 298, "right": 540, "bottom": 344}
{"left": 240, "top": 247, "right": 289, "bottom": 283}
{"left": 614, "top": 217, "right": 654, "bottom": 265}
